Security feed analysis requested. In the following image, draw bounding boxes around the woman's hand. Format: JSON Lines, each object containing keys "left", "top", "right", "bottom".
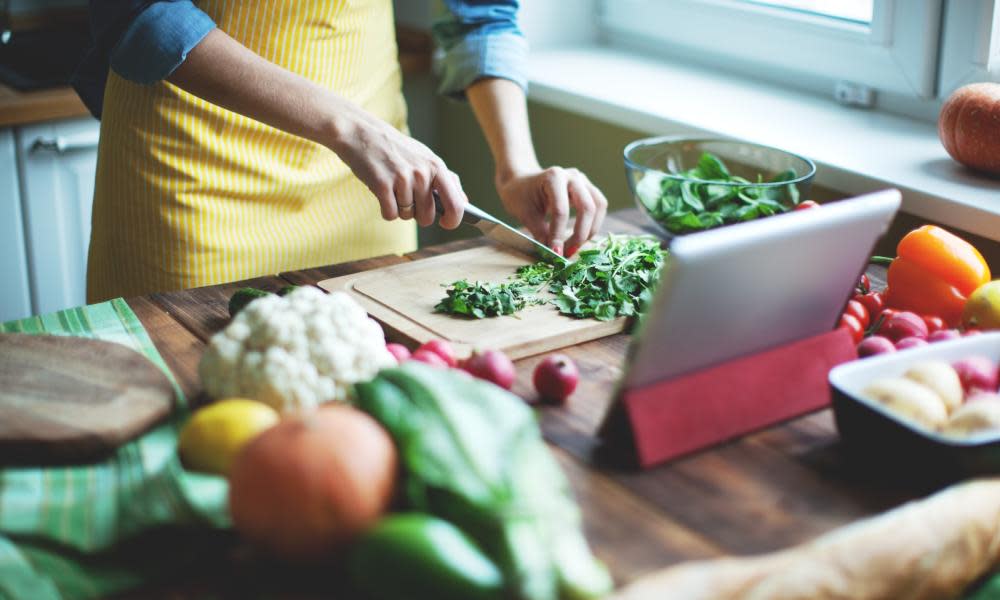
{"left": 326, "top": 102, "right": 468, "bottom": 229}
{"left": 497, "top": 166, "right": 608, "bottom": 257}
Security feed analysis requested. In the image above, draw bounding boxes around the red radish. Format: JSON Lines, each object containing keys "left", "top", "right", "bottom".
{"left": 952, "top": 356, "right": 999, "bottom": 394}
{"left": 385, "top": 343, "right": 411, "bottom": 363}
{"left": 794, "top": 200, "right": 820, "bottom": 210}
{"left": 410, "top": 349, "right": 448, "bottom": 368}
{"left": 964, "top": 329, "right": 984, "bottom": 337}
{"left": 461, "top": 349, "right": 516, "bottom": 390}
{"left": 894, "top": 337, "right": 928, "bottom": 351}
{"left": 928, "top": 329, "right": 962, "bottom": 343}
{"left": 856, "top": 336, "right": 896, "bottom": 358}
{"left": 878, "top": 311, "right": 929, "bottom": 342}
{"left": 417, "top": 339, "right": 458, "bottom": 368}
{"left": 533, "top": 354, "right": 580, "bottom": 404}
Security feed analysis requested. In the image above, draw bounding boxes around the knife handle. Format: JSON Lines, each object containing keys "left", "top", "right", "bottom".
{"left": 433, "top": 190, "right": 486, "bottom": 226}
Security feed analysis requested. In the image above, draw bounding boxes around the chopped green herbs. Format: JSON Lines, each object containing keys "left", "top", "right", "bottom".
{"left": 435, "top": 235, "right": 666, "bottom": 322}
{"left": 547, "top": 235, "right": 665, "bottom": 321}
{"left": 636, "top": 152, "right": 802, "bottom": 235}
{"left": 514, "top": 262, "right": 556, "bottom": 286}
{"left": 433, "top": 280, "right": 540, "bottom": 319}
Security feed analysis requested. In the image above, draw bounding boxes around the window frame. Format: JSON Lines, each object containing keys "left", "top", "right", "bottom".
{"left": 937, "top": 0, "right": 1000, "bottom": 96}
{"left": 598, "top": 0, "right": 943, "bottom": 100}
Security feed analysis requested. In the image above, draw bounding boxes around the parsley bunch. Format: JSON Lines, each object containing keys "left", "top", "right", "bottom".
{"left": 434, "top": 280, "right": 540, "bottom": 319}
{"left": 545, "top": 235, "right": 665, "bottom": 321}
{"left": 636, "top": 152, "right": 802, "bottom": 234}
{"left": 435, "top": 235, "right": 666, "bottom": 322}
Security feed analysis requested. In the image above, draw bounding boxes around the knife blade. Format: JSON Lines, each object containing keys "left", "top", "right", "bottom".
{"left": 434, "top": 193, "right": 567, "bottom": 265}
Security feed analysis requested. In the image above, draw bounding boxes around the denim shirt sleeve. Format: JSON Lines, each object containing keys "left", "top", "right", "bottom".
{"left": 431, "top": 0, "right": 528, "bottom": 98}
{"left": 72, "top": 1, "right": 215, "bottom": 118}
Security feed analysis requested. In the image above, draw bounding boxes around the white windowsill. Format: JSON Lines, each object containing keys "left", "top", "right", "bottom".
{"left": 526, "top": 46, "right": 1000, "bottom": 241}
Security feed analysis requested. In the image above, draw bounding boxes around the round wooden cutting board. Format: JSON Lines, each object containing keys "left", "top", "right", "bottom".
{"left": 0, "top": 333, "right": 177, "bottom": 466}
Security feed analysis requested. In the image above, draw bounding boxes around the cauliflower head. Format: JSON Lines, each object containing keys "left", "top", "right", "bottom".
{"left": 199, "top": 286, "right": 395, "bottom": 413}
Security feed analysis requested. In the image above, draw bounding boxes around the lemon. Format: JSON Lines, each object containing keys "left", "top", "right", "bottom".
{"left": 178, "top": 398, "right": 280, "bottom": 475}
{"left": 962, "top": 280, "right": 1000, "bottom": 330}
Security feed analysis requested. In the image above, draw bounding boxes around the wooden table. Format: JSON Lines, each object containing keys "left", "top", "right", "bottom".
{"left": 123, "top": 209, "right": 924, "bottom": 597}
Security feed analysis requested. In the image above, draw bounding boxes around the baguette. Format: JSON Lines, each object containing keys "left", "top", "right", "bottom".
{"left": 612, "top": 479, "right": 1000, "bottom": 600}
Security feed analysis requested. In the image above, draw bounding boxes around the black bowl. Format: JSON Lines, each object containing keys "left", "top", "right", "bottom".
{"left": 829, "top": 332, "right": 1000, "bottom": 481}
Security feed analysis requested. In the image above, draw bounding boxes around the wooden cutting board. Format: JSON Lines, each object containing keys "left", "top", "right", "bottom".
{"left": 0, "top": 333, "right": 177, "bottom": 465}
{"left": 318, "top": 245, "right": 628, "bottom": 359}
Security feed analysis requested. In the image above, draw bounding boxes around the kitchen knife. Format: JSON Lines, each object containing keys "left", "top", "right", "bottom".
{"left": 434, "top": 193, "right": 567, "bottom": 265}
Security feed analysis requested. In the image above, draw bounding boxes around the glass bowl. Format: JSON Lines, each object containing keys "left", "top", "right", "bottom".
{"left": 624, "top": 136, "right": 817, "bottom": 238}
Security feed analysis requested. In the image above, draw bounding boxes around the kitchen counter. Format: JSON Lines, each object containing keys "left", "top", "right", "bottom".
{"left": 0, "top": 84, "right": 88, "bottom": 127}
{"left": 115, "top": 208, "right": 932, "bottom": 597}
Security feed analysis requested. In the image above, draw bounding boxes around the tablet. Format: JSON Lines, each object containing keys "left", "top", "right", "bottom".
{"left": 622, "top": 189, "right": 901, "bottom": 390}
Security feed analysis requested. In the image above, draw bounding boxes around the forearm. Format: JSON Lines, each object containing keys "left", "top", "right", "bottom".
{"left": 167, "top": 28, "right": 356, "bottom": 151}
{"left": 466, "top": 77, "right": 541, "bottom": 186}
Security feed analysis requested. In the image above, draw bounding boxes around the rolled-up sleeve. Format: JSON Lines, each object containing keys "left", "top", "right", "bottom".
{"left": 111, "top": 1, "right": 215, "bottom": 84}
{"left": 431, "top": 0, "right": 529, "bottom": 98}
{"left": 72, "top": 0, "right": 215, "bottom": 118}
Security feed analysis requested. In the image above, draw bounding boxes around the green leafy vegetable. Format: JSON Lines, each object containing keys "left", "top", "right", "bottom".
{"left": 435, "top": 236, "right": 666, "bottom": 322}
{"left": 636, "top": 151, "right": 804, "bottom": 234}
{"left": 515, "top": 262, "right": 556, "bottom": 286}
{"left": 545, "top": 235, "right": 666, "bottom": 321}
{"left": 354, "top": 363, "right": 613, "bottom": 600}
{"left": 434, "top": 280, "right": 540, "bottom": 319}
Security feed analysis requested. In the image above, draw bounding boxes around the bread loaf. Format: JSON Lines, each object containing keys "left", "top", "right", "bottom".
{"left": 612, "top": 479, "right": 1000, "bottom": 600}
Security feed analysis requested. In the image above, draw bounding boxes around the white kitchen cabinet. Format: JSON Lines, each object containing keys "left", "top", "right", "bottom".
{"left": 14, "top": 117, "right": 99, "bottom": 317}
{"left": 0, "top": 129, "right": 32, "bottom": 322}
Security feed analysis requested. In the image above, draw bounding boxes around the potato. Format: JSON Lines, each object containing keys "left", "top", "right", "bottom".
{"left": 942, "top": 398, "right": 1000, "bottom": 438}
{"left": 903, "top": 361, "right": 964, "bottom": 413}
{"left": 862, "top": 378, "right": 949, "bottom": 430}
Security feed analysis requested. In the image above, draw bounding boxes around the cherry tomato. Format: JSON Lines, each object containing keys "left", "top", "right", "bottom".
{"left": 838, "top": 313, "right": 864, "bottom": 344}
{"left": 844, "top": 299, "right": 870, "bottom": 329}
{"left": 921, "top": 315, "right": 946, "bottom": 335}
{"left": 794, "top": 200, "right": 820, "bottom": 211}
{"left": 856, "top": 291, "right": 885, "bottom": 320}
{"left": 856, "top": 274, "right": 871, "bottom": 295}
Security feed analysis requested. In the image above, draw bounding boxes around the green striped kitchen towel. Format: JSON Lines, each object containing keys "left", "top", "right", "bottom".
{"left": 0, "top": 299, "right": 229, "bottom": 600}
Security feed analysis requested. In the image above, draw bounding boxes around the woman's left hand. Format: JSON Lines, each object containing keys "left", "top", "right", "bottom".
{"left": 497, "top": 166, "right": 608, "bottom": 257}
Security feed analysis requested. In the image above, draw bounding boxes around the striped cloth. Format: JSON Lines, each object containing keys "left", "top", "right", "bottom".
{"left": 0, "top": 299, "right": 228, "bottom": 600}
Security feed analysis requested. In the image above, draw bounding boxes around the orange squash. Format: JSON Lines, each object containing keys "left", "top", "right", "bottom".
{"left": 938, "top": 83, "right": 1000, "bottom": 175}
{"left": 228, "top": 405, "right": 397, "bottom": 559}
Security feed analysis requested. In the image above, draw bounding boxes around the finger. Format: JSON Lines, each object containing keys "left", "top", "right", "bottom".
{"left": 412, "top": 167, "right": 435, "bottom": 227}
{"left": 374, "top": 176, "right": 397, "bottom": 221}
{"left": 545, "top": 169, "right": 570, "bottom": 254}
{"left": 433, "top": 168, "right": 467, "bottom": 230}
{"left": 393, "top": 173, "right": 414, "bottom": 221}
{"left": 564, "top": 178, "right": 595, "bottom": 256}
{"left": 588, "top": 181, "right": 609, "bottom": 240}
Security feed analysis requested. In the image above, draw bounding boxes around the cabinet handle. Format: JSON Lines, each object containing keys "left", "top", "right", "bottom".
{"left": 29, "top": 132, "right": 100, "bottom": 155}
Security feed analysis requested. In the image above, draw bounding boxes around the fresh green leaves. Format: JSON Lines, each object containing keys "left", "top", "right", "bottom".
{"left": 636, "top": 152, "right": 803, "bottom": 235}
{"left": 545, "top": 235, "right": 666, "bottom": 321}
{"left": 353, "top": 363, "right": 612, "bottom": 600}
{"left": 515, "top": 262, "right": 556, "bottom": 286}
{"left": 436, "top": 235, "right": 666, "bottom": 323}
{"left": 434, "top": 280, "right": 541, "bottom": 319}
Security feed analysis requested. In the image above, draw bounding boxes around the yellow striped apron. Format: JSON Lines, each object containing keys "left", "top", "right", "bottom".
{"left": 87, "top": 0, "right": 415, "bottom": 302}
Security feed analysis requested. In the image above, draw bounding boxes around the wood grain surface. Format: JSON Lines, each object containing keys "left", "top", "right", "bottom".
{"left": 319, "top": 244, "right": 627, "bottom": 359}
{"left": 0, "top": 332, "right": 176, "bottom": 465}
{"left": 117, "top": 210, "right": 934, "bottom": 598}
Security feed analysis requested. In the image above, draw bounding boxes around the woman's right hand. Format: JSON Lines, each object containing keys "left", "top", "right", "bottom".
{"left": 326, "top": 104, "right": 467, "bottom": 229}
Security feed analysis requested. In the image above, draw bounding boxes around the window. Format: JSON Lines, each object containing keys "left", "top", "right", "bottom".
{"left": 742, "top": 0, "right": 874, "bottom": 24}
{"left": 599, "top": 0, "right": 999, "bottom": 115}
